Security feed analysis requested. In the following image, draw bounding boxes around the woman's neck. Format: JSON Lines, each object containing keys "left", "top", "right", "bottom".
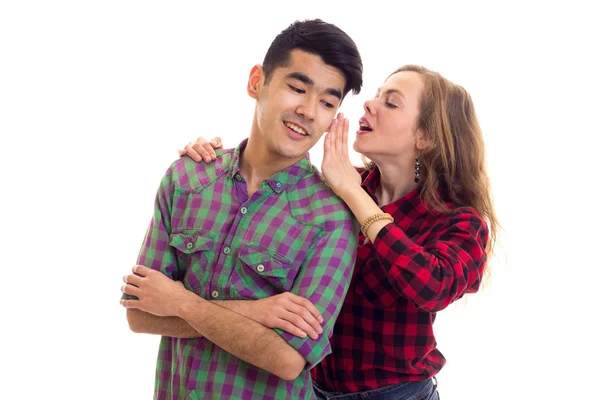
{"left": 375, "top": 159, "right": 419, "bottom": 206}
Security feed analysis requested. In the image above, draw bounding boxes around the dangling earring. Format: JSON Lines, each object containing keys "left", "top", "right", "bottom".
{"left": 414, "top": 153, "right": 422, "bottom": 183}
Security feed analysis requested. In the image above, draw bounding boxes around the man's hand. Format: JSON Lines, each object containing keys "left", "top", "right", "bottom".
{"left": 241, "top": 293, "right": 324, "bottom": 340}
{"left": 120, "top": 265, "right": 187, "bottom": 317}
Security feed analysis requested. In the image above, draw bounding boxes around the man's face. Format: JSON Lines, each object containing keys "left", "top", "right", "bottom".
{"left": 250, "top": 49, "right": 346, "bottom": 161}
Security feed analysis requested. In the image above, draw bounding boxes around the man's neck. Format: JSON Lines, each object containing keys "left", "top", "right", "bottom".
{"left": 240, "top": 136, "right": 303, "bottom": 197}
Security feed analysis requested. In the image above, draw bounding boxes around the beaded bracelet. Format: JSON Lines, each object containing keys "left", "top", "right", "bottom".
{"left": 360, "top": 213, "right": 394, "bottom": 236}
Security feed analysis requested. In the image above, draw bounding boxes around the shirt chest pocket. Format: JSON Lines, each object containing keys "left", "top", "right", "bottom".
{"left": 169, "top": 231, "right": 214, "bottom": 292}
{"left": 233, "top": 243, "right": 297, "bottom": 299}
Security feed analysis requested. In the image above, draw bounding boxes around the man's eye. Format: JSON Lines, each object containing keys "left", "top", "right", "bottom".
{"left": 386, "top": 102, "right": 398, "bottom": 109}
{"left": 288, "top": 85, "right": 305, "bottom": 94}
{"left": 321, "top": 101, "right": 334, "bottom": 109}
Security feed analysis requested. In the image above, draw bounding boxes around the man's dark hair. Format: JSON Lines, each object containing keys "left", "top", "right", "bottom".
{"left": 262, "top": 19, "right": 363, "bottom": 98}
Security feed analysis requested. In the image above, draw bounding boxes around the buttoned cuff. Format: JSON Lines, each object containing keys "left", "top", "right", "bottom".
{"left": 274, "top": 329, "right": 331, "bottom": 369}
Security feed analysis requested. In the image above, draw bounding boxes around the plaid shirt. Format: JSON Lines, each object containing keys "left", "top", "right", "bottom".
{"left": 312, "top": 167, "right": 489, "bottom": 392}
{"left": 129, "top": 139, "right": 358, "bottom": 400}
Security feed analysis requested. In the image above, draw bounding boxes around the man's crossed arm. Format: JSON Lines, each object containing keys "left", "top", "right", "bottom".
{"left": 121, "top": 265, "right": 323, "bottom": 380}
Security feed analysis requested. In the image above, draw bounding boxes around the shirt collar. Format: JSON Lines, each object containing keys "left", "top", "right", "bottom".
{"left": 228, "top": 139, "right": 314, "bottom": 193}
{"left": 360, "top": 166, "right": 380, "bottom": 201}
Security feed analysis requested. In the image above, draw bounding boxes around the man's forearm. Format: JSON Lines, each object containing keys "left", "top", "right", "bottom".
{"left": 177, "top": 293, "right": 306, "bottom": 380}
{"left": 211, "top": 300, "right": 253, "bottom": 316}
{"left": 126, "top": 309, "right": 203, "bottom": 338}
{"left": 126, "top": 299, "right": 256, "bottom": 336}
{"left": 126, "top": 300, "right": 255, "bottom": 338}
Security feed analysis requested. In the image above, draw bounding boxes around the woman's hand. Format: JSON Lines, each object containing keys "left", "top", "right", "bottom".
{"left": 322, "top": 113, "right": 362, "bottom": 198}
{"left": 178, "top": 136, "right": 223, "bottom": 163}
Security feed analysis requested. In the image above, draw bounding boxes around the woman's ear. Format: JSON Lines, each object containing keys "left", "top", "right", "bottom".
{"left": 416, "top": 129, "right": 432, "bottom": 151}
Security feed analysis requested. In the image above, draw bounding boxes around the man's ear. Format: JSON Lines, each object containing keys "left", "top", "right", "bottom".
{"left": 416, "top": 128, "right": 433, "bottom": 151}
{"left": 247, "top": 65, "right": 263, "bottom": 99}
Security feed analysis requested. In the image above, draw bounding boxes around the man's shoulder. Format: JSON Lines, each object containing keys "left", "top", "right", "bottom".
{"left": 164, "top": 149, "right": 235, "bottom": 193}
{"left": 290, "top": 171, "right": 357, "bottom": 230}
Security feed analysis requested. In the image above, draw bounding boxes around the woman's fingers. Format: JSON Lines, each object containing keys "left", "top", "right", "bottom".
{"left": 184, "top": 143, "right": 203, "bottom": 162}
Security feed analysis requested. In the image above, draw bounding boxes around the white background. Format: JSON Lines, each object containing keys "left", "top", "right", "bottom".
{"left": 1, "top": 1, "right": 598, "bottom": 399}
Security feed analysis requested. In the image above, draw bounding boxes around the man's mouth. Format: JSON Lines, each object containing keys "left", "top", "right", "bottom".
{"left": 284, "top": 121, "right": 309, "bottom": 136}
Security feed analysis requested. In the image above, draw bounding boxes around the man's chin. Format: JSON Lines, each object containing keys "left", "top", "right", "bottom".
{"left": 276, "top": 145, "right": 309, "bottom": 160}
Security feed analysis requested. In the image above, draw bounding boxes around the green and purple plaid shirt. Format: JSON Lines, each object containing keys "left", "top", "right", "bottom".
{"left": 132, "top": 139, "right": 358, "bottom": 399}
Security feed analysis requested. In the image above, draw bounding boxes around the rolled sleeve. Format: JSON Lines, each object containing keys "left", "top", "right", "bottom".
{"left": 122, "top": 165, "right": 178, "bottom": 301}
{"left": 275, "top": 215, "right": 359, "bottom": 369}
{"left": 373, "top": 208, "right": 488, "bottom": 312}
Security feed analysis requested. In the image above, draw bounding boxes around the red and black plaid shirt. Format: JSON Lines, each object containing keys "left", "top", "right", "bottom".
{"left": 312, "top": 167, "right": 489, "bottom": 392}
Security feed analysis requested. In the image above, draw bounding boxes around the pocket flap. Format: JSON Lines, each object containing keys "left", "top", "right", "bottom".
{"left": 169, "top": 232, "right": 214, "bottom": 254}
{"left": 238, "top": 243, "right": 291, "bottom": 278}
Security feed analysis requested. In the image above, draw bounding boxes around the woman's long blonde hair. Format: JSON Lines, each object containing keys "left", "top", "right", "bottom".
{"left": 364, "top": 65, "right": 498, "bottom": 263}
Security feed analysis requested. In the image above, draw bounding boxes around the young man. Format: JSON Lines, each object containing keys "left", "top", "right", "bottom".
{"left": 120, "top": 19, "right": 363, "bottom": 399}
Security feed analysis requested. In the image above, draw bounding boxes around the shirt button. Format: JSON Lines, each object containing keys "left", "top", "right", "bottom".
{"left": 256, "top": 264, "right": 265, "bottom": 272}
{"left": 223, "top": 247, "right": 231, "bottom": 254}
{"left": 211, "top": 290, "right": 219, "bottom": 298}
{"left": 240, "top": 207, "right": 247, "bottom": 215}
{"left": 276, "top": 182, "right": 282, "bottom": 189}
{"left": 186, "top": 242, "right": 193, "bottom": 250}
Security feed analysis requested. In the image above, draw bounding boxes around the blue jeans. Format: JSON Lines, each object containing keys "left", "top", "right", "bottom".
{"left": 313, "top": 378, "right": 439, "bottom": 400}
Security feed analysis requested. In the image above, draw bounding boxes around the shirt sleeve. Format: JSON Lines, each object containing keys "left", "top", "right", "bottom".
{"left": 274, "top": 213, "right": 359, "bottom": 369}
{"left": 121, "top": 164, "right": 179, "bottom": 301}
{"left": 373, "top": 208, "right": 489, "bottom": 312}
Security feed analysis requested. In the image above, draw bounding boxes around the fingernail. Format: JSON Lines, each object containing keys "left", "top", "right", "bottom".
{"left": 204, "top": 156, "right": 211, "bottom": 162}
{"left": 318, "top": 326, "right": 323, "bottom": 334}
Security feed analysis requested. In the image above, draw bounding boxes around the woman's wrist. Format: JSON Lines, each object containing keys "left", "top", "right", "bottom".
{"left": 332, "top": 181, "right": 363, "bottom": 201}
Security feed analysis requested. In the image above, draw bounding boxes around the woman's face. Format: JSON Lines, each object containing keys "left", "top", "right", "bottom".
{"left": 353, "top": 71, "right": 425, "bottom": 164}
